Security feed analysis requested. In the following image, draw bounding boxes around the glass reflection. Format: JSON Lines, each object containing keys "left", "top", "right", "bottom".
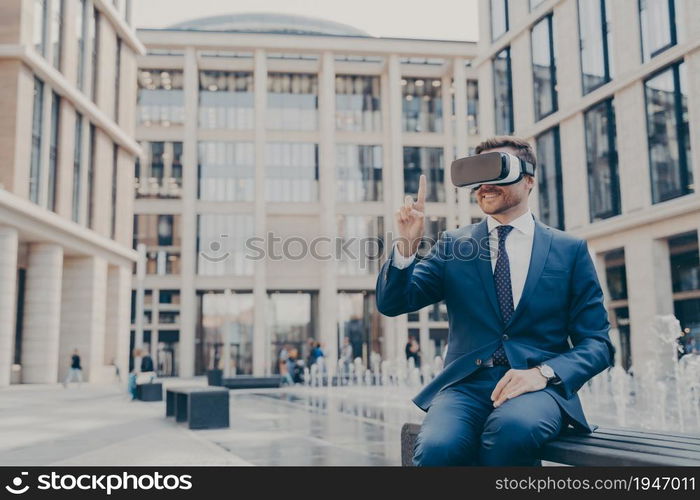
{"left": 645, "top": 63, "right": 693, "bottom": 203}
{"left": 639, "top": 0, "right": 678, "bottom": 61}
{"left": 531, "top": 14, "right": 558, "bottom": 121}
{"left": 132, "top": 214, "right": 182, "bottom": 275}
{"left": 578, "top": 0, "right": 614, "bottom": 94}
{"left": 335, "top": 75, "right": 381, "bottom": 132}
{"left": 336, "top": 144, "right": 383, "bottom": 202}
{"left": 535, "top": 127, "right": 564, "bottom": 230}
{"left": 135, "top": 141, "right": 183, "bottom": 199}
{"left": 337, "top": 291, "right": 384, "bottom": 365}
{"left": 137, "top": 69, "right": 185, "bottom": 126}
{"left": 196, "top": 291, "right": 254, "bottom": 376}
{"left": 267, "top": 73, "right": 318, "bottom": 131}
{"left": 403, "top": 147, "right": 445, "bottom": 203}
{"left": 491, "top": 0, "right": 509, "bottom": 41}
{"left": 198, "top": 142, "right": 254, "bottom": 201}
{"left": 196, "top": 214, "right": 254, "bottom": 276}
{"left": 268, "top": 291, "right": 318, "bottom": 375}
{"left": 337, "top": 216, "right": 384, "bottom": 275}
{"left": 493, "top": 48, "right": 513, "bottom": 135}
{"left": 402, "top": 78, "right": 443, "bottom": 133}
{"left": 199, "top": 71, "right": 253, "bottom": 129}
{"left": 669, "top": 233, "right": 699, "bottom": 293}
{"left": 266, "top": 143, "right": 319, "bottom": 202}
{"left": 584, "top": 99, "right": 620, "bottom": 221}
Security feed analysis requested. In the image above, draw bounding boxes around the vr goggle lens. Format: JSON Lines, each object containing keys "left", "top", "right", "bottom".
{"left": 450, "top": 152, "right": 535, "bottom": 190}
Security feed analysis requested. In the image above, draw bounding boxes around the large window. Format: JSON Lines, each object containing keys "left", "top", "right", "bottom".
{"left": 87, "top": 124, "right": 96, "bottom": 228}
{"left": 337, "top": 216, "right": 385, "bottom": 276}
{"left": 29, "top": 77, "right": 44, "bottom": 205}
{"left": 467, "top": 80, "right": 479, "bottom": 135}
{"left": 47, "top": 91, "right": 60, "bottom": 212}
{"left": 266, "top": 143, "right": 318, "bottom": 202}
{"left": 645, "top": 62, "right": 693, "bottom": 203}
{"left": 132, "top": 214, "right": 182, "bottom": 275}
{"left": 669, "top": 233, "right": 700, "bottom": 351}
{"left": 138, "top": 70, "right": 185, "bottom": 126}
{"left": 90, "top": 6, "right": 99, "bottom": 102}
{"left": 72, "top": 113, "right": 83, "bottom": 222}
{"left": 199, "top": 71, "right": 254, "bottom": 129}
{"left": 639, "top": 0, "right": 684, "bottom": 61}
{"left": 402, "top": 78, "right": 443, "bottom": 133}
{"left": 603, "top": 249, "right": 631, "bottom": 369}
{"left": 76, "top": 0, "right": 86, "bottom": 89}
{"left": 50, "top": 0, "right": 63, "bottom": 70}
{"left": 493, "top": 48, "right": 514, "bottom": 135}
{"left": 198, "top": 142, "right": 254, "bottom": 201}
{"left": 335, "top": 75, "right": 381, "bottom": 132}
{"left": 578, "top": 0, "right": 614, "bottom": 94}
{"left": 584, "top": 99, "right": 620, "bottom": 221}
{"left": 418, "top": 216, "right": 447, "bottom": 258}
{"left": 531, "top": 14, "right": 558, "bottom": 121}
{"left": 33, "top": 0, "right": 48, "bottom": 56}
{"left": 267, "top": 291, "right": 318, "bottom": 375}
{"left": 196, "top": 214, "right": 254, "bottom": 276}
{"left": 196, "top": 291, "right": 254, "bottom": 376}
{"left": 403, "top": 147, "right": 445, "bottom": 203}
{"left": 491, "top": 0, "right": 509, "bottom": 41}
{"left": 267, "top": 73, "right": 318, "bottom": 131}
{"left": 336, "top": 144, "right": 383, "bottom": 202}
{"left": 535, "top": 127, "right": 564, "bottom": 230}
{"left": 134, "top": 141, "right": 183, "bottom": 199}
{"left": 337, "top": 291, "right": 384, "bottom": 363}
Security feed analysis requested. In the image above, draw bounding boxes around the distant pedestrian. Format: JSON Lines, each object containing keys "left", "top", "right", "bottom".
{"left": 405, "top": 335, "right": 421, "bottom": 368}
{"left": 341, "top": 336, "right": 353, "bottom": 373}
{"left": 140, "top": 350, "right": 156, "bottom": 383}
{"left": 63, "top": 349, "right": 83, "bottom": 388}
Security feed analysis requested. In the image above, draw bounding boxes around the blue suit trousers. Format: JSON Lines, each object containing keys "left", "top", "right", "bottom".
{"left": 413, "top": 365, "right": 565, "bottom": 466}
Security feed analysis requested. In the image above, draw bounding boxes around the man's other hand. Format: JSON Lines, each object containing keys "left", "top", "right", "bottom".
{"left": 490, "top": 368, "right": 548, "bottom": 408}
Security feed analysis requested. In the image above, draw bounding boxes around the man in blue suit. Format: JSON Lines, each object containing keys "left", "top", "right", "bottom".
{"left": 376, "top": 136, "right": 615, "bottom": 466}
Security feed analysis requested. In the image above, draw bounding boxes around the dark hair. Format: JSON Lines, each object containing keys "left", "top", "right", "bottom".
{"left": 475, "top": 136, "right": 537, "bottom": 171}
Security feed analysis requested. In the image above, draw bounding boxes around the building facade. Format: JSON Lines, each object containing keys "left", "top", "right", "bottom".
{"left": 0, "top": 0, "right": 142, "bottom": 385}
{"left": 478, "top": 0, "right": 700, "bottom": 369}
{"left": 133, "top": 14, "right": 482, "bottom": 377}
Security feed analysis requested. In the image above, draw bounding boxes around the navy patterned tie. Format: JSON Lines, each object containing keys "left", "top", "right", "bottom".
{"left": 491, "top": 225, "right": 514, "bottom": 366}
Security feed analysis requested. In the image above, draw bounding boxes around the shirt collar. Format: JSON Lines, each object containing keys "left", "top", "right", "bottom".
{"left": 486, "top": 209, "right": 535, "bottom": 236}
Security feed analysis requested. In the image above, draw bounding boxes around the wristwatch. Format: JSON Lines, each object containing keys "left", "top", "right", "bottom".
{"left": 536, "top": 363, "right": 557, "bottom": 383}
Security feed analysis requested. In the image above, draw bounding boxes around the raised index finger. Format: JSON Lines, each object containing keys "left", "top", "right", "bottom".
{"left": 415, "top": 174, "right": 427, "bottom": 210}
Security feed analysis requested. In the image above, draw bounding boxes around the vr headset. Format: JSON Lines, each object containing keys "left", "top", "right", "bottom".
{"left": 450, "top": 152, "right": 535, "bottom": 190}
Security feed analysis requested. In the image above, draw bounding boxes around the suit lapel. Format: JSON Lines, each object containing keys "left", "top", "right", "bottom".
{"left": 472, "top": 219, "right": 502, "bottom": 321}
{"left": 505, "top": 217, "right": 553, "bottom": 329}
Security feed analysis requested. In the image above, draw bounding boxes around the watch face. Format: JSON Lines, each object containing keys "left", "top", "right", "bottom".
{"left": 540, "top": 364, "right": 554, "bottom": 378}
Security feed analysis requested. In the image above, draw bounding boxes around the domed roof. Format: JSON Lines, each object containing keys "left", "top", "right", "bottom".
{"left": 169, "top": 12, "right": 370, "bottom": 37}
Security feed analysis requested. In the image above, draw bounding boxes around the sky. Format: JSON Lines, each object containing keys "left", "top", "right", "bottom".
{"left": 132, "top": 0, "right": 480, "bottom": 42}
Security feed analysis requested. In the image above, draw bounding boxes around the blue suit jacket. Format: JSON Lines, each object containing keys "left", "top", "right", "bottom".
{"left": 376, "top": 216, "right": 615, "bottom": 433}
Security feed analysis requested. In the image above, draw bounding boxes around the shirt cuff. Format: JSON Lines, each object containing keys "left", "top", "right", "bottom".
{"left": 391, "top": 244, "right": 416, "bottom": 269}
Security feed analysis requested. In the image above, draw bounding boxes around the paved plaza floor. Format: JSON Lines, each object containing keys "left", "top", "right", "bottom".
{"left": 0, "top": 380, "right": 425, "bottom": 466}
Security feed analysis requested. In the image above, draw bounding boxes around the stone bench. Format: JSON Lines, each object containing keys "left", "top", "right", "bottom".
{"left": 165, "top": 386, "right": 229, "bottom": 430}
{"left": 135, "top": 382, "right": 162, "bottom": 401}
{"left": 400, "top": 422, "right": 700, "bottom": 466}
{"left": 217, "top": 376, "right": 283, "bottom": 390}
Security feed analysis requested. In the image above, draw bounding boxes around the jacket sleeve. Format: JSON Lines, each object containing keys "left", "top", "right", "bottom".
{"left": 546, "top": 240, "right": 616, "bottom": 399}
{"left": 375, "top": 237, "right": 446, "bottom": 317}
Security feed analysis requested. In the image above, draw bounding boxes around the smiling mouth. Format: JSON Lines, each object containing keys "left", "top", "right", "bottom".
{"left": 481, "top": 192, "right": 501, "bottom": 200}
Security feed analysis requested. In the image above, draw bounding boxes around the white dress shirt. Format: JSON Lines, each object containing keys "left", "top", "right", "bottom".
{"left": 391, "top": 209, "right": 535, "bottom": 309}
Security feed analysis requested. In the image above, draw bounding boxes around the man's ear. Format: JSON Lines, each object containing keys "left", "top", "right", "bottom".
{"left": 525, "top": 174, "right": 535, "bottom": 194}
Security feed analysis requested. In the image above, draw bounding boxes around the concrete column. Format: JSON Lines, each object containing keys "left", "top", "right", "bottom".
{"left": 253, "top": 49, "right": 268, "bottom": 375}
{"left": 105, "top": 265, "right": 131, "bottom": 381}
{"left": 624, "top": 235, "right": 674, "bottom": 370}
{"left": 453, "top": 58, "right": 471, "bottom": 227}
{"left": 0, "top": 227, "right": 18, "bottom": 387}
{"left": 59, "top": 256, "right": 108, "bottom": 382}
{"left": 387, "top": 55, "right": 408, "bottom": 361}
{"left": 21, "top": 243, "right": 63, "bottom": 383}
{"left": 318, "top": 51, "right": 338, "bottom": 371}
{"left": 178, "top": 47, "right": 198, "bottom": 378}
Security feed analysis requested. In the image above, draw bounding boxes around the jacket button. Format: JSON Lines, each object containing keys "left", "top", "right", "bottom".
{"left": 502, "top": 334, "right": 509, "bottom": 341}
{"left": 475, "top": 358, "right": 482, "bottom": 365}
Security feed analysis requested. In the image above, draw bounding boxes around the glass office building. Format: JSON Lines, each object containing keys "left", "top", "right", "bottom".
{"left": 133, "top": 13, "right": 481, "bottom": 376}
{"left": 477, "top": 0, "right": 700, "bottom": 369}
